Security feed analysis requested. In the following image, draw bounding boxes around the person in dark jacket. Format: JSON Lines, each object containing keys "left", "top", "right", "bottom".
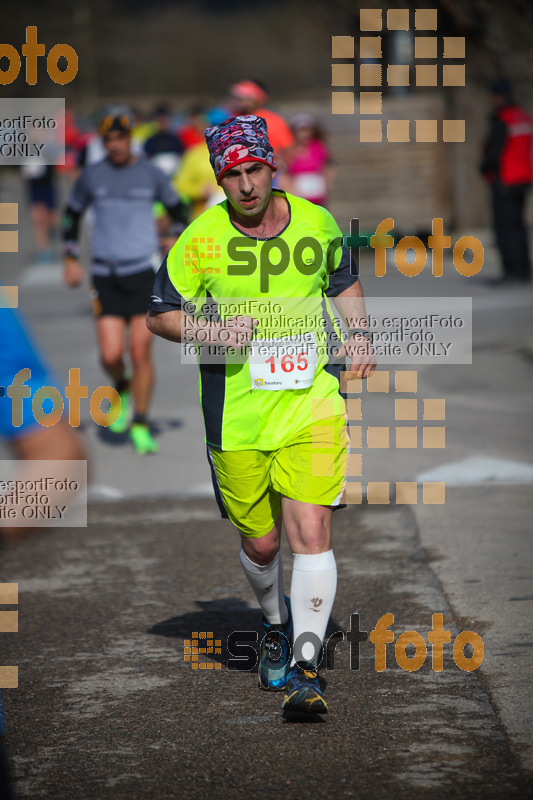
{"left": 481, "top": 78, "right": 532, "bottom": 285}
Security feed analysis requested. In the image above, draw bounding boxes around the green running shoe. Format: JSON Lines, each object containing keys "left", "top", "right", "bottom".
{"left": 108, "top": 390, "right": 131, "bottom": 434}
{"left": 282, "top": 661, "right": 328, "bottom": 714}
{"left": 130, "top": 423, "right": 159, "bottom": 454}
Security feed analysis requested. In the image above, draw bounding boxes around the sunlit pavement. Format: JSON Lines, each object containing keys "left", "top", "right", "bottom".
{"left": 2, "top": 496, "right": 532, "bottom": 799}
{"left": 1, "top": 173, "right": 532, "bottom": 797}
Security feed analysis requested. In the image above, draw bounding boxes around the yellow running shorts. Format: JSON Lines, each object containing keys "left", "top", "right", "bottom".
{"left": 207, "top": 416, "right": 348, "bottom": 538}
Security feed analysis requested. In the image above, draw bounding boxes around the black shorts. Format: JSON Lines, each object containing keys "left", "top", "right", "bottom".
{"left": 90, "top": 269, "right": 155, "bottom": 319}
{"left": 28, "top": 182, "right": 56, "bottom": 209}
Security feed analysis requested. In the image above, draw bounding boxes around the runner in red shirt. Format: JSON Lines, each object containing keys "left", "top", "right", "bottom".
{"left": 481, "top": 78, "right": 532, "bottom": 285}
{"left": 228, "top": 80, "right": 294, "bottom": 176}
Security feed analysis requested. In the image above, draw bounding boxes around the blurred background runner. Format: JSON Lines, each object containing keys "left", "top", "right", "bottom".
{"left": 20, "top": 164, "right": 58, "bottom": 265}
{"left": 61, "top": 104, "right": 188, "bottom": 455}
{"left": 227, "top": 79, "right": 294, "bottom": 184}
{"left": 0, "top": 296, "right": 86, "bottom": 797}
{"left": 481, "top": 78, "right": 532, "bottom": 285}
{"left": 285, "top": 113, "right": 335, "bottom": 207}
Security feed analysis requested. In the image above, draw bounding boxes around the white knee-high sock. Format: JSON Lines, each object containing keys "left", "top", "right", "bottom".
{"left": 239, "top": 548, "right": 289, "bottom": 625}
{"left": 290, "top": 550, "right": 337, "bottom": 666}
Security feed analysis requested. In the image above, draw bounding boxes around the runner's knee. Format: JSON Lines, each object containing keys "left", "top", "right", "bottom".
{"left": 100, "top": 351, "right": 123, "bottom": 371}
{"left": 130, "top": 343, "right": 151, "bottom": 367}
{"left": 283, "top": 505, "right": 332, "bottom": 553}
{"left": 241, "top": 532, "right": 279, "bottom": 565}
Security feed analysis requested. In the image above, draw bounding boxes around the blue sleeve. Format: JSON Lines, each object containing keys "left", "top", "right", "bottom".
{"left": 0, "top": 306, "right": 62, "bottom": 440}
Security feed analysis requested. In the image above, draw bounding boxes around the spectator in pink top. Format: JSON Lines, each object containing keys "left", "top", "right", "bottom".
{"left": 286, "top": 114, "right": 335, "bottom": 207}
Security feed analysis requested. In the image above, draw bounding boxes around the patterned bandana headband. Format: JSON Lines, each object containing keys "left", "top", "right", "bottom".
{"left": 204, "top": 115, "right": 277, "bottom": 184}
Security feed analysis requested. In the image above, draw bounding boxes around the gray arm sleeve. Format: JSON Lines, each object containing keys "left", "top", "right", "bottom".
{"left": 153, "top": 164, "right": 181, "bottom": 208}
{"left": 68, "top": 168, "right": 93, "bottom": 214}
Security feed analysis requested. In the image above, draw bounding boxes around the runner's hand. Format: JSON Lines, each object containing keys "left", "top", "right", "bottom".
{"left": 211, "top": 315, "right": 258, "bottom": 349}
{"left": 63, "top": 259, "right": 85, "bottom": 288}
{"left": 335, "top": 334, "right": 376, "bottom": 380}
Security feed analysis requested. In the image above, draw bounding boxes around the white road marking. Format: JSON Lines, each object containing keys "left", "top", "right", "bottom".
{"left": 417, "top": 456, "right": 533, "bottom": 487}
{"left": 87, "top": 484, "right": 125, "bottom": 501}
{"left": 21, "top": 263, "right": 63, "bottom": 286}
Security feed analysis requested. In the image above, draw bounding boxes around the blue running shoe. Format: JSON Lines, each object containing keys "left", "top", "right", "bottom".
{"left": 258, "top": 596, "right": 292, "bottom": 691}
{"left": 282, "top": 661, "right": 328, "bottom": 714}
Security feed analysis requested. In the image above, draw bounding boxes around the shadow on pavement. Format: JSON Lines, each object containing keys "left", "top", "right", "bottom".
{"left": 148, "top": 598, "right": 343, "bottom": 674}
{"left": 97, "top": 427, "right": 130, "bottom": 446}
{"left": 96, "top": 417, "right": 184, "bottom": 446}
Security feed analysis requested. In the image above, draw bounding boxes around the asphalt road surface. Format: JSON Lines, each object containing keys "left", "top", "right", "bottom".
{"left": 1, "top": 171, "right": 532, "bottom": 798}
{"left": 1, "top": 497, "right": 532, "bottom": 800}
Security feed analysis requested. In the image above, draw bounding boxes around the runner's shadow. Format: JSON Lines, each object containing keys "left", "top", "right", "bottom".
{"left": 149, "top": 599, "right": 345, "bottom": 675}
{"left": 95, "top": 418, "right": 183, "bottom": 446}
{"left": 150, "top": 600, "right": 343, "bottom": 723}
{"left": 148, "top": 598, "right": 262, "bottom": 669}
{"left": 96, "top": 427, "right": 130, "bottom": 446}
{"left": 150, "top": 418, "right": 183, "bottom": 434}
{"left": 282, "top": 711, "right": 327, "bottom": 724}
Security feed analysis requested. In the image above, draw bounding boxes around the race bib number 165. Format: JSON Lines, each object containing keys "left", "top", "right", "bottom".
{"left": 249, "top": 332, "right": 317, "bottom": 391}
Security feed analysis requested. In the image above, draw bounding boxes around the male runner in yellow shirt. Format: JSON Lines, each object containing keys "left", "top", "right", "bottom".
{"left": 147, "top": 115, "right": 375, "bottom": 713}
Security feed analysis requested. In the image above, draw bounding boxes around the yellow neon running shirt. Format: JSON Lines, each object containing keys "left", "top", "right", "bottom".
{"left": 150, "top": 190, "right": 357, "bottom": 451}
